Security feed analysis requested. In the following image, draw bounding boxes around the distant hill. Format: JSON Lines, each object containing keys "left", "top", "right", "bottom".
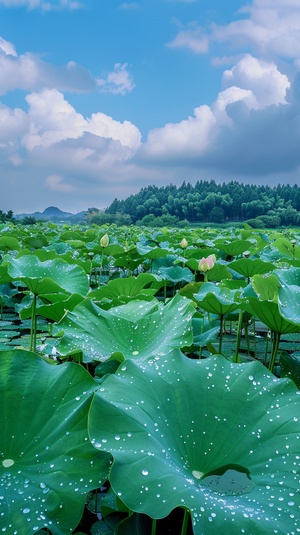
{"left": 15, "top": 206, "right": 87, "bottom": 223}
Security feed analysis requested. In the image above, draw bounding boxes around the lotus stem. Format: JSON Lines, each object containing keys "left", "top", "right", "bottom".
{"left": 263, "top": 332, "right": 270, "bottom": 365}
{"left": 268, "top": 331, "right": 281, "bottom": 374}
{"left": 180, "top": 509, "right": 189, "bottom": 535}
{"left": 234, "top": 308, "right": 243, "bottom": 362}
{"left": 151, "top": 518, "right": 157, "bottom": 535}
{"left": 244, "top": 320, "right": 250, "bottom": 355}
{"left": 30, "top": 293, "right": 37, "bottom": 352}
{"left": 219, "top": 314, "right": 224, "bottom": 354}
{"left": 253, "top": 317, "right": 256, "bottom": 356}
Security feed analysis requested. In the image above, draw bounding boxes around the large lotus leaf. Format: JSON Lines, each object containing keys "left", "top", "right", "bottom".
{"left": 241, "top": 296, "right": 300, "bottom": 334}
{"left": 0, "top": 349, "right": 110, "bottom": 535}
{"left": 215, "top": 239, "right": 252, "bottom": 257}
{"left": 89, "top": 274, "right": 157, "bottom": 303}
{"left": 136, "top": 245, "right": 169, "bottom": 260}
{"left": 274, "top": 266, "right": 300, "bottom": 286}
{"left": 205, "top": 263, "right": 231, "bottom": 282}
{"left": 229, "top": 258, "right": 275, "bottom": 279}
{"left": 0, "top": 236, "right": 20, "bottom": 251}
{"left": 92, "top": 244, "right": 125, "bottom": 257}
{"left": 194, "top": 282, "right": 240, "bottom": 316}
{"left": 151, "top": 255, "right": 178, "bottom": 270}
{"left": 280, "top": 351, "right": 300, "bottom": 388}
{"left": 251, "top": 274, "right": 281, "bottom": 301}
{"left": 153, "top": 265, "right": 194, "bottom": 284}
{"left": 23, "top": 235, "right": 49, "bottom": 249}
{"left": 19, "top": 292, "right": 85, "bottom": 322}
{"left": 89, "top": 353, "right": 300, "bottom": 535}
{"left": 7, "top": 254, "right": 89, "bottom": 296}
{"left": 54, "top": 295, "right": 195, "bottom": 363}
{"left": 277, "top": 283, "right": 300, "bottom": 325}
{"left": 273, "top": 237, "right": 300, "bottom": 259}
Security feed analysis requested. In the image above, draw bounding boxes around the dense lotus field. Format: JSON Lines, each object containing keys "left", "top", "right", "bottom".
{"left": 0, "top": 221, "right": 300, "bottom": 535}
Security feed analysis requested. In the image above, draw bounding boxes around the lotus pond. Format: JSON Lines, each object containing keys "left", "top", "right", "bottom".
{"left": 0, "top": 222, "right": 300, "bottom": 534}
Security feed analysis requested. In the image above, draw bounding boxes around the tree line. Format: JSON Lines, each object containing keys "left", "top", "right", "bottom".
{"left": 89, "top": 180, "right": 300, "bottom": 228}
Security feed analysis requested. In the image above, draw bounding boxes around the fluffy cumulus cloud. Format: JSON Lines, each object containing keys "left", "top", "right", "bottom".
{"left": 0, "top": 38, "right": 96, "bottom": 94}
{"left": 222, "top": 55, "right": 290, "bottom": 108}
{"left": 212, "top": 0, "right": 300, "bottom": 62}
{"left": 142, "top": 53, "right": 291, "bottom": 160}
{"left": 0, "top": 38, "right": 135, "bottom": 96}
{"left": 22, "top": 88, "right": 141, "bottom": 152}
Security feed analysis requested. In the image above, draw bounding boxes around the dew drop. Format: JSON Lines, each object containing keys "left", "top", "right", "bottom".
{"left": 2, "top": 459, "right": 14, "bottom": 468}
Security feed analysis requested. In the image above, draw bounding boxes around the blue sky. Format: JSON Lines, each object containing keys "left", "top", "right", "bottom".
{"left": 1, "top": 0, "right": 300, "bottom": 214}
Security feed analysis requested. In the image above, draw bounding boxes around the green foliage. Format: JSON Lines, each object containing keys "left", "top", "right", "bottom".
{"left": 0, "top": 221, "right": 300, "bottom": 534}
{"left": 0, "top": 350, "right": 110, "bottom": 534}
{"left": 89, "top": 353, "right": 300, "bottom": 534}
{"left": 53, "top": 294, "right": 195, "bottom": 363}
{"left": 104, "top": 180, "right": 300, "bottom": 226}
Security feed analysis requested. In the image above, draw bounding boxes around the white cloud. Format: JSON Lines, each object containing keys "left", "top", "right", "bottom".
{"left": 0, "top": 37, "right": 136, "bottom": 96}
{"left": 141, "top": 54, "right": 292, "bottom": 161}
{"left": 0, "top": 36, "right": 17, "bottom": 56}
{"left": 142, "top": 105, "right": 216, "bottom": 160}
{"left": 0, "top": 103, "right": 28, "bottom": 143}
{"left": 22, "top": 88, "right": 141, "bottom": 152}
{"left": 167, "top": 23, "right": 209, "bottom": 54}
{"left": 97, "top": 63, "right": 135, "bottom": 95}
{"left": 0, "top": 37, "right": 97, "bottom": 95}
{"left": 222, "top": 54, "right": 290, "bottom": 108}
{"left": 0, "top": 0, "right": 84, "bottom": 10}
{"left": 212, "top": 0, "right": 300, "bottom": 61}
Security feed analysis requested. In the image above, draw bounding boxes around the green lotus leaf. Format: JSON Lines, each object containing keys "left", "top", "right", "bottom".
{"left": 89, "top": 274, "right": 157, "bottom": 303}
{"left": 154, "top": 265, "right": 194, "bottom": 284}
{"left": 92, "top": 244, "right": 125, "bottom": 257}
{"left": 275, "top": 266, "right": 300, "bottom": 286}
{"left": 6, "top": 254, "right": 89, "bottom": 296}
{"left": 251, "top": 274, "right": 281, "bottom": 301}
{"left": 89, "top": 353, "right": 300, "bottom": 535}
{"left": 277, "top": 283, "right": 300, "bottom": 326}
{"left": 54, "top": 295, "right": 195, "bottom": 363}
{"left": 229, "top": 258, "right": 276, "bottom": 279}
{"left": 136, "top": 245, "right": 169, "bottom": 260}
{"left": 20, "top": 292, "right": 85, "bottom": 322}
{"left": 0, "top": 349, "right": 110, "bottom": 535}
{"left": 280, "top": 350, "right": 300, "bottom": 388}
{"left": 194, "top": 283, "right": 240, "bottom": 316}
{"left": 0, "top": 236, "right": 20, "bottom": 252}
{"left": 216, "top": 239, "right": 252, "bottom": 258}
{"left": 205, "top": 263, "right": 231, "bottom": 282}
{"left": 273, "top": 237, "right": 300, "bottom": 259}
{"left": 241, "top": 296, "right": 300, "bottom": 334}
{"left": 23, "top": 235, "right": 49, "bottom": 249}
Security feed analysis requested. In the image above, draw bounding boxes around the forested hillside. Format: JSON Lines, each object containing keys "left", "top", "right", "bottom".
{"left": 95, "top": 180, "right": 300, "bottom": 227}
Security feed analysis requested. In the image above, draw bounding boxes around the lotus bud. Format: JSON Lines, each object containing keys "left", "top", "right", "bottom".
{"left": 100, "top": 233, "right": 109, "bottom": 248}
{"left": 198, "top": 254, "right": 216, "bottom": 272}
{"left": 180, "top": 238, "right": 188, "bottom": 249}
